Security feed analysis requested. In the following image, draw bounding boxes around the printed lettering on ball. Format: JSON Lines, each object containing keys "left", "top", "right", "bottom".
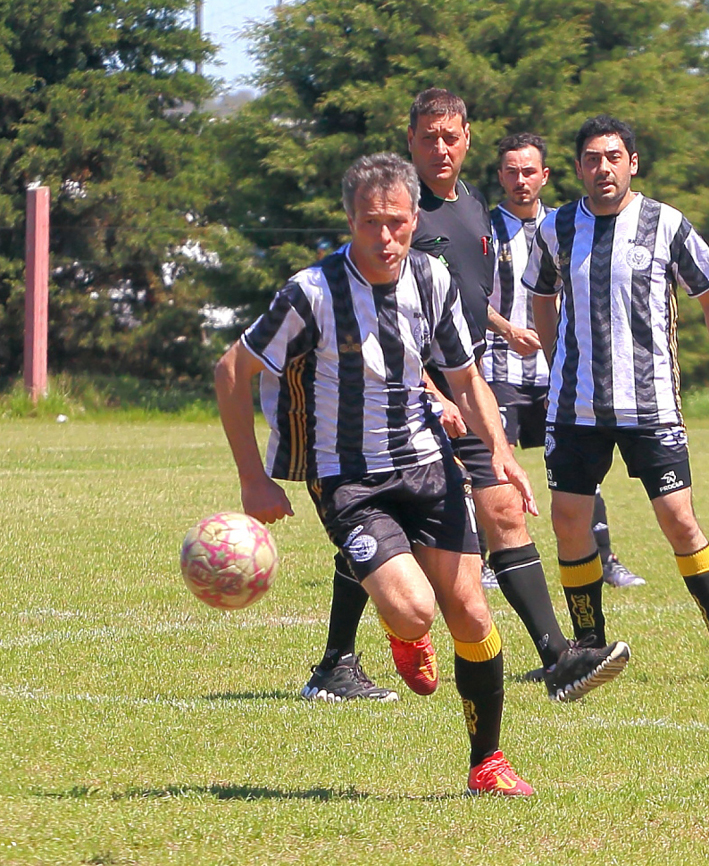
{"left": 180, "top": 512, "right": 278, "bottom": 610}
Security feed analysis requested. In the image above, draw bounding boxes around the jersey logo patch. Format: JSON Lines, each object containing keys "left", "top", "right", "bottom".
{"left": 339, "top": 334, "right": 362, "bottom": 354}
{"left": 626, "top": 243, "right": 653, "bottom": 271}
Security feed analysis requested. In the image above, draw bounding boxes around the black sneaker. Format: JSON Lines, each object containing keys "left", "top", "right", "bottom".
{"left": 544, "top": 638, "right": 631, "bottom": 702}
{"left": 522, "top": 666, "right": 545, "bottom": 683}
{"left": 300, "top": 653, "right": 399, "bottom": 702}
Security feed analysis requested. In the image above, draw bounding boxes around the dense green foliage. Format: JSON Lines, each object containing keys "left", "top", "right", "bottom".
{"left": 0, "top": 0, "right": 222, "bottom": 381}
{"left": 212, "top": 0, "right": 709, "bottom": 383}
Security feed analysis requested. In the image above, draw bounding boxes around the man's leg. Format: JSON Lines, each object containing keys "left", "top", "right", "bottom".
{"left": 301, "top": 554, "right": 398, "bottom": 702}
{"left": 652, "top": 488, "right": 709, "bottom": 634}
{"left": 411, "top": 545, "right": 532, "bottom": 796}
{"left": 550, "top": 490, "right": 607, "bottom": 646}
{"left": 593, "top": 487, "right": 646, "bottom": 588}
{"left": 475, "top": 482, "right": 569, "bottom": 670}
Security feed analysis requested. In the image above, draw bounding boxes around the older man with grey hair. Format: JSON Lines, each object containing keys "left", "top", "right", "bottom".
{"left": 215, "top": 151, "right": 536, "bottom": 796}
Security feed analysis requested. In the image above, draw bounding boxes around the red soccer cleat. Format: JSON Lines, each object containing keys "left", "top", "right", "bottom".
{"left": 386, "top": 632, "right": 439, "bottom": 695}
{"left": 467, "top": 750, "right": 535, "bottom": 797}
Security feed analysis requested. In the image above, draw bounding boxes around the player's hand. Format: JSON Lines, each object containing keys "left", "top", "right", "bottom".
{"left": 241, "top": 475, "right": 294, "bottom": 524}
{"left": 506, "top": 326, "right": 542, "bottom": 357}
{"left": 490, "top": 451, "right": 539, "bottom": 517}
{"left": 439, "top": 395, "right": 467, "bottom": 439}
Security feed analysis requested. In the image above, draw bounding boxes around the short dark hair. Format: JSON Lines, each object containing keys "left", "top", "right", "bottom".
{"left": 409, "top": 88, "right": 467, "bottom": 132}
{"left": 497, "top": 132, "right": 547, "bottom": 167}
{"left": 342, "top": 152, "right": 420, "bottom": 219}
{"left": 575, "top": 115, "right": 636, "bottom": 160}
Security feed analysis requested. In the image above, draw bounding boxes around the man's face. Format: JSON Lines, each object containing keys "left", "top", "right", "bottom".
{"left": 575, "top": 133, "right": 638, "bottom": 214}
{"left": 498, "top": 146, "right": 549, "bottom": 207}
{"left": 407, "top": 112, "right": 470, "bottom": 192}
{"left": 347, "top": 184, "right": 418, "bottom": 284}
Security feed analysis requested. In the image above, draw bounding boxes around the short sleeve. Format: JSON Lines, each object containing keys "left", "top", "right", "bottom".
{"left": 242, "top": 280, "right": 320, "bottom": 375}
{"left": 523, "top": 220, "right": 562, "bottom": 296}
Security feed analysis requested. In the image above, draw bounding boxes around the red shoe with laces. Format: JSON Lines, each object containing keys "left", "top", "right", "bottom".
{"left": 385, "top": 632, "right": 438, "bottom": 695}
{"left": 466, "top": 750, "right": 535, "bottom": 797}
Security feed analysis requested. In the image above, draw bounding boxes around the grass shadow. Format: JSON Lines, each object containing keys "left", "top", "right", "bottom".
{"left": 32, "top": 783, "right": 464, "bottom": 803}
{"left": 201, "top": 690, "right": 293, "bottom": 701}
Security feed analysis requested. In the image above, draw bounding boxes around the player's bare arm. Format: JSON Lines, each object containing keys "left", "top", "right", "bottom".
{"left": 215, "top": 340, "right": 294, "bottom": 524}
{"left": 487, "top": 307, "right": 542, "bottom": 356}
{"left": 531, "top": 294, "right": 560, "bottom": 366}
{"left": 422, "top": 370, "right": 466, "bottom": 438}
{"left": 444, "top": 363, "right": 538, "bottom": 516}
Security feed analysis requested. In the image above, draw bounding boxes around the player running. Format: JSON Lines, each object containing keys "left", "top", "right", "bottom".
{"left": 216, "top": 152, "right": 536, "bottom": 795}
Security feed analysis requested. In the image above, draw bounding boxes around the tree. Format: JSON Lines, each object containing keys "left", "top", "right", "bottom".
{"left": 213, "top": 0, "right": 709, "bottom": 385}
{"left": 0, "top": 0, "right": 224, "bottom": 381}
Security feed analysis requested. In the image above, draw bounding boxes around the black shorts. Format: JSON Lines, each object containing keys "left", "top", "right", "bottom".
{"left": 450, "top": 432, "right": 502, "bottom": 489}
{"left": 307, "top": 454, "right": 479, "bottom": 582}
{"left": 489, "top": 382, "right": 547, "bottom": 449}
{"left": 544, "top": 423, "right": 692, "bottom": 499}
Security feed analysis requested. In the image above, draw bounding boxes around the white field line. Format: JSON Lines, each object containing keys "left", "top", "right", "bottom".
{"left": 0, "top": 614, "right": 326, "bottom": 651}
{"left": 1, "top": 684, "right": 708, "bottom": 732}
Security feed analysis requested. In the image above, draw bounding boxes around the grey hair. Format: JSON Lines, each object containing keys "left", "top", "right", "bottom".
{"left": 342, "top": 152, "right": 420, "bottom": 219}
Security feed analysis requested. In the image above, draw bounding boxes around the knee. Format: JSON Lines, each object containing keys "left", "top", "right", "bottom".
{"left": 551, "top": 500, "right": 583, "bottom": 540}
{"left": 381, "top": 590, "right": 435, "bottom": 641}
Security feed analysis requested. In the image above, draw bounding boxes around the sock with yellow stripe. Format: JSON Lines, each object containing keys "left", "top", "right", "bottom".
{"left": 676, "top": 544, "right": 709, "bottom": 634}
{"left": 454, "top": 625, "right": 504, "bottom": 767}
{"left": 559, "top": 551, "right": 606, "bottom": 647}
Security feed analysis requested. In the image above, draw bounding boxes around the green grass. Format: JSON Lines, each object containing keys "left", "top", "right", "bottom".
{"left": 1, "top": 418, "right": 709, "bottom": 865}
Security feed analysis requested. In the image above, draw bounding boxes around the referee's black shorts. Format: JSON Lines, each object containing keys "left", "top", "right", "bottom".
{"left": 307, "top": 451, "right": 479, "bottom": 582}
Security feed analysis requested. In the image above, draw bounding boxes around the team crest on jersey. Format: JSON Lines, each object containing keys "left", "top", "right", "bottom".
{"left": 626, "top": 243, "right": 653, "bottom": 271}
{"left": 412, "top": 311, "right": 431, "bottom": 354}
{"left": 655, "top": 426, "right": 688, "bottom": 449}
{"left": 344, "top": 525, "right": 378, "bottom": 563}
{"left": 544, "top": 431, "right": 556, "bottom": 456}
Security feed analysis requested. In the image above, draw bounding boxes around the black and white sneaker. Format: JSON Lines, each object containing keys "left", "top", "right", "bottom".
{"left": 545, "top": 638, "right": 631, "bottom": 702}
{"left": 300, "top": 653, "right": 399, "bottom": 702}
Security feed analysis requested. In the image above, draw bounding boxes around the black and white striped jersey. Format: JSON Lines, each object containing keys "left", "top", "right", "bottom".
{"left": 482, "top": 203, "right": 552, "bottom": 387}
{"left": 242, "top": 246, "right": 476, "bottom": 481}
{"left": 523, "top": 193, "right": 709, "bottom": 427}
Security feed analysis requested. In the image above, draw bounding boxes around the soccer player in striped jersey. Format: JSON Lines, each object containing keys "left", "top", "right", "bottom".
{"left": 526, "top": 115, "right": 709, "bottom": 648}
{"left": 216, "top": 152, "right": 536, "bottom": 795}
{"left": 484, "top": 132, "right": 644, "bottom": 589}
{"left": 302, "top": 90, "right": 630, "bottom": 705}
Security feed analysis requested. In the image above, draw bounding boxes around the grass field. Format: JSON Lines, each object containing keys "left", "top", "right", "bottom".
{"left": 1, "top": 417, "right": 709, "bottom": 865}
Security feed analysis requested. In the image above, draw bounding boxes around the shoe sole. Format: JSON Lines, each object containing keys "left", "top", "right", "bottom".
{"left": 300, "top": 686, "right": 399, "bottom": 703}
{"left": 549, "top": 642, "right": 631, "bottom": 702}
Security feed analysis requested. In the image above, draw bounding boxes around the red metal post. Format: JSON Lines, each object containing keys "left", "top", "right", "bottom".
{"left": 24, "top": 186, "right": 50, "bottom": 402}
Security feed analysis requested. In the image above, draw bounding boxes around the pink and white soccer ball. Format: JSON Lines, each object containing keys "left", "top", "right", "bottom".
{"left": 180, "top": 512, "right": 279, "bottom": 610}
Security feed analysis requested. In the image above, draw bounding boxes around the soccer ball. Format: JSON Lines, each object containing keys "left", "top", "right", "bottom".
{"left": 180, "top": 512, "right": 279, "bottom": 610}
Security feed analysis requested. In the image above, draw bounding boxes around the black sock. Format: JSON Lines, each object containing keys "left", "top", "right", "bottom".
{"left": 592, "top": 488, "right": 612, "bottom": 564}
{"left": 683, "top": 573, "right": 709, "bottom": 634}
{"left": 489, "top": 543, "right": 569, "bottom": 669}
{"left": 455, "top": 649, "right": 504, "bottom": 767}
{"left": 559, "top": 552, "right": 606, "bottom": 647}
{"left": 319, "top": 553, "right": 369, "bottom": 669}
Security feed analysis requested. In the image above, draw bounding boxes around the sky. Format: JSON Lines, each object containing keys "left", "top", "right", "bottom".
{"left": 202, "top": 0, "right": 279, "bottom": 89}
